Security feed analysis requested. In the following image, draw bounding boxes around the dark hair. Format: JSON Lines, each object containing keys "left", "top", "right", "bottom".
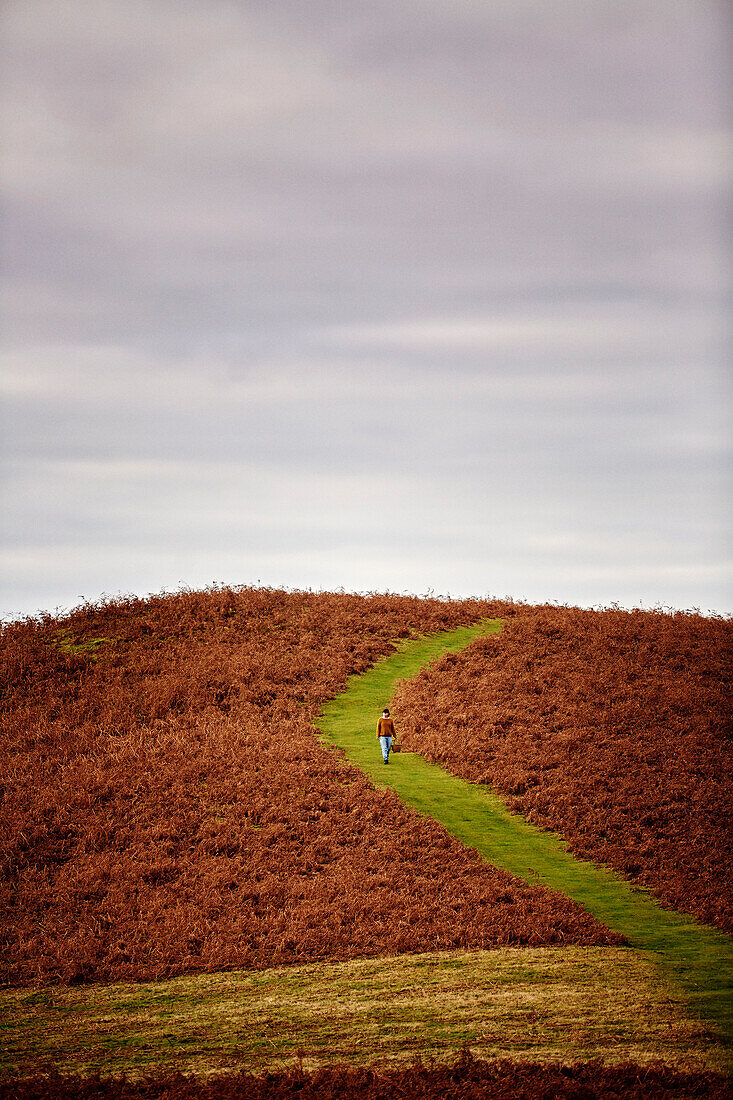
{"left": 383, "top": 708, "right": 390, "bottom": 715}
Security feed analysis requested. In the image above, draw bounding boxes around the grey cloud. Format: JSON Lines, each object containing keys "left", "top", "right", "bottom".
{"left": 1, "top": 0, "right": 730, "bottom": 616}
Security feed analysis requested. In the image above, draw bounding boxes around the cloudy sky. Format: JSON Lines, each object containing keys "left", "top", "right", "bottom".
{"left": 1, "top": 0, "right": 730, "bottom": 620}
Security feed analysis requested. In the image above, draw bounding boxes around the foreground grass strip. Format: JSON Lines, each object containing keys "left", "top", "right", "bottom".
{"left": 318, "top": 619, "right": 733, "bottom": 1057}
{"left": 0, "top": 947, "right": 726, "bottom": 1079}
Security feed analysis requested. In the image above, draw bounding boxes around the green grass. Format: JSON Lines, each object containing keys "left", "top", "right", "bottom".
{"left": 317, "top": 619, "right": 733, "bottom": 1059}
{"left": 47, "top": 629, "right": 111, "bottom": 656}
{"left": 1, "top": 947, "right": 725, "bottom": 1079}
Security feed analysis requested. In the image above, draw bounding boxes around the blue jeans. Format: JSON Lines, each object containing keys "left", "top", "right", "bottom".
{"left": 379, "top": 735, "right": 393, "bottom": 763}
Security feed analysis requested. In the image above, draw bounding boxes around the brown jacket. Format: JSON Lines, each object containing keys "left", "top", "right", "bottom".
{"left": 377, "top": 716, "right": 395, "bottom": 739}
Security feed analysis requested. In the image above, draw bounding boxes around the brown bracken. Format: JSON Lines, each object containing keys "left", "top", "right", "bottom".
{"left": 394, "top": 604, "right": 733, "bottom": 934}
{"left": 0, "top": 588, "right": 618, "bottom": 987}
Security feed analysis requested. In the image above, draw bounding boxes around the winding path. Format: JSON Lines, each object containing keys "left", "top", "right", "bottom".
{"left": 317, "top": 619, "right": 733, "bottom": 1056}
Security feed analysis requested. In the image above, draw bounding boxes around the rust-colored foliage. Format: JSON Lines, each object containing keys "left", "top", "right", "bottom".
{"left": 3, "top": 1055, "right": 731, "bottom": 1099}
{"left": 0, "top": 588, "right": 616, "bottom": 987}
{"left": 393, "top": 606, "right": 733, "bottom": 932}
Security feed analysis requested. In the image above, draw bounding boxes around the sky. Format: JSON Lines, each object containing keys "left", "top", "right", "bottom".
{"left": 1, "top": 0, "right": 731, "bottom": 620}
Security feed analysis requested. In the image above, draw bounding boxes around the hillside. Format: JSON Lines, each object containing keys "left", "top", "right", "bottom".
{"left": 393, "top": 605, "right": 733, "bottom": 933}
{"left": 0, "top": 588, "right": 617, "bottom": 987}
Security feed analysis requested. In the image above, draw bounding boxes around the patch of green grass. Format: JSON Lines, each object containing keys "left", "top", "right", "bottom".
{"left": 47, "top": 629, "right": 112, "bottom": 657}
{"left": 1, "top": 947, "right": 725, "bottom": 1079}
{"left": 317, "top": 619, "right": 733, "bottom": 1058}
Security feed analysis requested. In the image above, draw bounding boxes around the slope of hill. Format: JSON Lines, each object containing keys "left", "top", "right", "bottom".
{"left": 0, "top": 588, "right": 617, "bottom": 987}
{"left": 393, "top": 605, "right": 733, "bottom": 933}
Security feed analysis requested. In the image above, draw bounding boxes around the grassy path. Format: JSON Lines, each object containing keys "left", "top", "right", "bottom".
{"left": 317, "top": 619, "right": 733, "bottom": 1060}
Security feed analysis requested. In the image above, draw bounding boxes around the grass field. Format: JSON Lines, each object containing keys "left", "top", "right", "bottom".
{"left": 1, "top": 946, "right": 727, "bottom": 1080}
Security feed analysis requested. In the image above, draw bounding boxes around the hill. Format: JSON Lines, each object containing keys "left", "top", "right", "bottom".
{"left": 2, "top": 587, "right": 732, "bottom": 1093}
{"left": 0, "top": 588, "right": 616, "bottom": 987}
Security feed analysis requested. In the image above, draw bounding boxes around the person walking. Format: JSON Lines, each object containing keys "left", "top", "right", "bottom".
{"left": 377, "top": 707, "right": 396, "bottom": 764}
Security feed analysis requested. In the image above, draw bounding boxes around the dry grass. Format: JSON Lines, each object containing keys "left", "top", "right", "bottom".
{"left": 1, "top": 588, "right": 615, "bottom": 987}
{"left": 1, "top": 947, "right": 728, "bottom": 1081}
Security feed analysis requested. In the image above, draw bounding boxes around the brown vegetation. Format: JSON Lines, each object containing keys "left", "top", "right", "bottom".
{"left": 0, "top": 588, "right": 616, "bottom": 987}
{"left": 393, "top": 605, "right": 733, "bottom": 932}
{"left": 3, "top": 1053, "right": 731, "bottom": 1100}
